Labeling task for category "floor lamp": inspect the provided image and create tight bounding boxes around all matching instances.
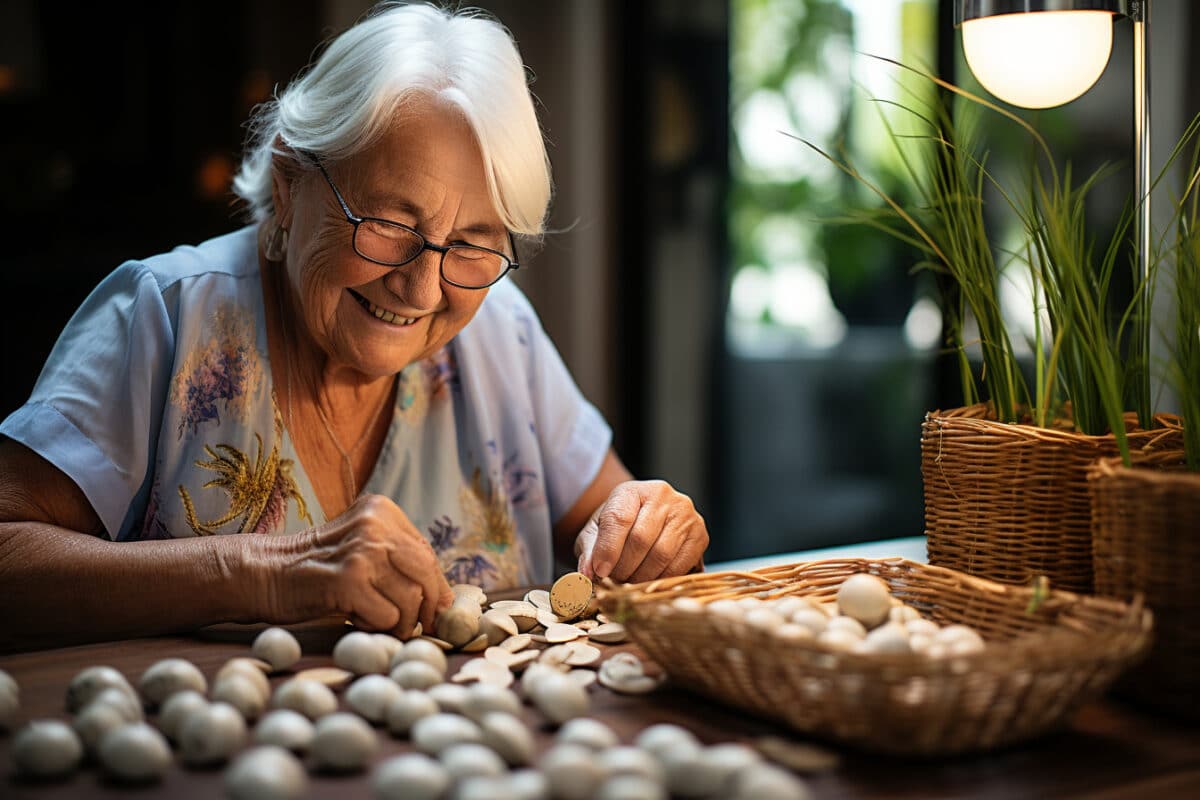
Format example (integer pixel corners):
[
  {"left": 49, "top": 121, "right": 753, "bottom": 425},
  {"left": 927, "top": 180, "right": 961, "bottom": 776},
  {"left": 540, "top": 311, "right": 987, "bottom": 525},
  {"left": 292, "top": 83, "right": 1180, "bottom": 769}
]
[{"left": 954, "top": 0, "right": 1152, "bottom": 410}]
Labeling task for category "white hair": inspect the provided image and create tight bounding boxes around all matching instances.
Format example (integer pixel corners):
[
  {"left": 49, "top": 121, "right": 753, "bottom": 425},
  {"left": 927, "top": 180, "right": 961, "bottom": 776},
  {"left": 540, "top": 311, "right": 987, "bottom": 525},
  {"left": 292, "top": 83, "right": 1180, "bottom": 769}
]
[{"left": 232, "top": 2, "right": 551, "bottom": 236}]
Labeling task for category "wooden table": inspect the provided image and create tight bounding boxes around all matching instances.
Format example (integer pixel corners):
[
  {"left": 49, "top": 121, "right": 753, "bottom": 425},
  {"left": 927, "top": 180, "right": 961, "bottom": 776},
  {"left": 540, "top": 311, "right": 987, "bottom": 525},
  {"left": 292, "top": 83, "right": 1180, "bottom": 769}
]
[{"left": 2, "top": 622, "right": 1198, "bottom": 799}]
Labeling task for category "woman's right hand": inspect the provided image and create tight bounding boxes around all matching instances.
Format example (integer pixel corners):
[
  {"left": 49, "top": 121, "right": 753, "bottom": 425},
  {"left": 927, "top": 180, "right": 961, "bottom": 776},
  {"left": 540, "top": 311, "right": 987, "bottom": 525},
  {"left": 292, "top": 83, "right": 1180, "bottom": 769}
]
[{"left": 257, "top": 494, "right": 455, "bottom": 636}]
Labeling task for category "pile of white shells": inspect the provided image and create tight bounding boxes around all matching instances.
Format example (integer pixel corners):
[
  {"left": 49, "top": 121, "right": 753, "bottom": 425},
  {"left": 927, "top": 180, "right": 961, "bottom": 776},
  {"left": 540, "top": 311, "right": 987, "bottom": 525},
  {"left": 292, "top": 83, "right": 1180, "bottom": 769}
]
[
  {"left": 13, "top": 575, "right": 828, "bottom": 799},
  {"left": 670, "top": 572, "right": 987, "bottom": 658}
]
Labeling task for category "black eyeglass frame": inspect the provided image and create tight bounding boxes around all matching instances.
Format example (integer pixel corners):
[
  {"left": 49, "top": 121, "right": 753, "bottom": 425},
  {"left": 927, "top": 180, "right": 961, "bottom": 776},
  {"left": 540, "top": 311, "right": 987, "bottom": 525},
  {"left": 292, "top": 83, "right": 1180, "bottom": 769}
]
[{"left": 300, "top": 150, "right": 520, "bottom": 290}]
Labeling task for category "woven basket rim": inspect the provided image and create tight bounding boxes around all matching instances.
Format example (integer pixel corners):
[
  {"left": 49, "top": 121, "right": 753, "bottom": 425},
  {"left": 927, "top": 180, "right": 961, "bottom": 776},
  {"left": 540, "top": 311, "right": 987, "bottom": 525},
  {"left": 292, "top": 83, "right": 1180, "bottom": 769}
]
[
  {"left": 926, "top": 403, "right": 1181, "bottom": 447},
  {"left": 599, "top": 557, "right": 1151, "bottom": 672},
  {"left": 1089, "top": 449, "right": 1200, "bottom": 483}
]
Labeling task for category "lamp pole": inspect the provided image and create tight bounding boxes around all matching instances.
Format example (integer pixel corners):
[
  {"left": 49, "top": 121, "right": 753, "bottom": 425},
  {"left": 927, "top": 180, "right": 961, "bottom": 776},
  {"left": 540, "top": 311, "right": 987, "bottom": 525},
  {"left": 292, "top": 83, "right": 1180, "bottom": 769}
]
[{"left": 1133, "top": 0, "right": 1152, "bottom": 424}]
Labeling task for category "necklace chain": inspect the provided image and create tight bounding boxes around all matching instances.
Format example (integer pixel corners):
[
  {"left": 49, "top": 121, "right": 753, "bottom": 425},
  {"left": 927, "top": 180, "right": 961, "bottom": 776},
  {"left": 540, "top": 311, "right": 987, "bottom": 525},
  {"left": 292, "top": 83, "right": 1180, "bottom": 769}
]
[{"left": 275, "top": 269, "right": 391, "bottom": 505}]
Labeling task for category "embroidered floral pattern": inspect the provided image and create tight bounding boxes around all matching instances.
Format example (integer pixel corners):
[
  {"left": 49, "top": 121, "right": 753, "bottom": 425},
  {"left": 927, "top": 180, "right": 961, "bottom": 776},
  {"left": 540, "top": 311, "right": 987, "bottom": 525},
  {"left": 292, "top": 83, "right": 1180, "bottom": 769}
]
[
  {"left": 424, "top": 347, "right": 460, "bottom": 400},
  {"left": 170, "top": 304, "right": 262, "bottom": 438},
  {"left": 395, "top": 363, "right": 429, "bottom": 424},
  {"left": 177, "top": 398, "right": 310, "bottom": 535},
  {"left": 434, "top": 467, "right": 527, "bottom": 589}
]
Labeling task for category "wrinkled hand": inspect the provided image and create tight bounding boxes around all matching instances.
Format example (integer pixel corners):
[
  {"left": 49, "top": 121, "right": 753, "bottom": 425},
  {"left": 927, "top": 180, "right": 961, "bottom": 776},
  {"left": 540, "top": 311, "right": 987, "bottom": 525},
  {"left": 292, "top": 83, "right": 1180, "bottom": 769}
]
[
  {"left": 264, "top": 494, "right": 454, "bottom": 636},
  {"left": 575, "top": 480, "right": 708, "bottom": 583}
]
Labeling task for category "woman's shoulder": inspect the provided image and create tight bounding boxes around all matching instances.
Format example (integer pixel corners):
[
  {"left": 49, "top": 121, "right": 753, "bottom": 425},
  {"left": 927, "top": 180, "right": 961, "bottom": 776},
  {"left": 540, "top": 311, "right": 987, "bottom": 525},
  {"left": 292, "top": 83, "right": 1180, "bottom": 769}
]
[{"left": 128, "top": 225, "right": 261, "bottom": 294}]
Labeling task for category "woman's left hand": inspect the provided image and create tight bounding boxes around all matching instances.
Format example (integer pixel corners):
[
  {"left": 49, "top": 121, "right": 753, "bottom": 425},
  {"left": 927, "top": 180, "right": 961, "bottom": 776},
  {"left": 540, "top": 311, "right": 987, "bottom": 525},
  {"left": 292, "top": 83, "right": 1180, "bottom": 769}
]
[{"left": 574, "top": 480, "right": 708, "bottom": 583}]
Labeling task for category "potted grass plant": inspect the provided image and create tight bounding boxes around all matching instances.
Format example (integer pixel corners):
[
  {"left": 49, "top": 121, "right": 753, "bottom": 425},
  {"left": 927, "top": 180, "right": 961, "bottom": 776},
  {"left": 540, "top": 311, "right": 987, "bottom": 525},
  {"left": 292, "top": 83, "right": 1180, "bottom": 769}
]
[
  {"left": 794, "top": 59, "right": 1183, "bottom": 593},
  {"left": 1087, "top": 129, "right": 1200, "bottom": 719}
]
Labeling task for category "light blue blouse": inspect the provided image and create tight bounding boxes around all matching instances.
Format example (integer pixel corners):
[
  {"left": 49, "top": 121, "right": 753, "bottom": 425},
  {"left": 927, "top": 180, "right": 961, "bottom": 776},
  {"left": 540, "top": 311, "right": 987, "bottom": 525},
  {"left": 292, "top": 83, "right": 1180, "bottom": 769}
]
[{"left": 0, "top": 226, "right": 611, "bottom": 588}]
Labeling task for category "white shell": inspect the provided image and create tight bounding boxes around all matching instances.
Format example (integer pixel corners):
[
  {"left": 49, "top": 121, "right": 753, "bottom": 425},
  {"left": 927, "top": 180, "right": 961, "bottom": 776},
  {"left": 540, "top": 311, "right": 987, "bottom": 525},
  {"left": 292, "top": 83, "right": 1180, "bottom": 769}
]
[
  {"left": 392, "top": 660, "right": 447, "bottom": 691},
  {"left": 528, "top": 671, "right": 590, "bottom": 725},
  {"left": 212, "top": 674, "right": 267, "bottom": 721},
  {"left": 836, "top": 573, "right": 892, "bottom": 629},
  {"left": 701, "top": 743, "right": 763, "bottom": 793},
  {"left": 730, "top": 763, "right": 814, "bottom": 799},
  {"left": 215, "top": 659, "right": 272, "bottom": 703},
  {"left": 411, "top": 712, "right": 484, "bottom": 756},
  {"left": 333, "top": 631, "right": 389, "bottom": 675},
  {"left": 139, "top": 659, "right": 207, "bottom": 708},
  {"left": 179, "top": 701, "right": 247, "bottom": 766},
  {"left": 0, "top": 684, "right": 18, "bottom": 732},
  {"left": 461, "top": 682, "right": 523, "bottom": 721},
  {"left": 540, "top": 743, "right": 606, "bottom": 800},
  {"left": 906, "top": 618, "right": 940, "bottom": 637},
  {"left": 427, "top": 682, "right": 470, "bottom": 714},
  {"left": 660, "top": 740, "right": 726, "bottom": 797},
  {"left": 596, "top": 774, "right": 668, "bottom": 800},
  {"left": 372, "top": 634, "right": 404, "bottom": 662},
  {"left": 826, "top": 616, "right": 868, "bottom": 639},
  {"left": 158, "top": 689, "right": 209, "bottom": 742},
  {"left": 251, "top": 627, "right": 302, "bottom": 672},
  {"left": 65, "top": 666, "right": 135, "bottom": 713},
  {"left": 744, "top": 607, "right": 786, "bottom": 631},
  {"left": 557, "top": 717, "right": 619, "bottom": 750},
  {"left": 789, "top": 609, "right": 829, "bottom": 635},
  {"left": 816, "top": 628, "right": 861, "bottom": 652},
  {"left": 861, "top": 624, "right": 912, "bottom": 655},
  {"left": 587, "top": 622, "right": 628, "bottom": 644},
  {"left": 12, "top": 719, "right": 84, "bottom": 778},
  {"left": 225, "top": 745, "right": 308, "bottom": 800},
  {"left": 254, "top": 708, "right": 315, "bottom": 752},
  {"left": 311, "top": 711, "right": 378, "bottom": 771},
  {"left": 478, "top": 710, "right": 535, "bottom": 766},
  {"left": 384, "top": 690, "right": 440, "bottom": 736},
  {"left": 440, "top": 741, "right": 506, "bottom": 780},
  {"left": 889, "top": 605, "right": 922, "bottom": 624},
  {"left": 85, "top": 686, "right": 143, "bottom": 723},
  {"left": 271, "top": 678, "right": 337, "bottom": 720},
  {"left": 97, "top": 722, "right": 171, "bottom": 783},
  {"left": 0, "top": 668, "right": 17, "bottom": 697},
  {"left": 597, "top": 746, "right": 666, "bottom": 783},
  {"left": 346, "top": 674, "right": 404, "bottom": 723},
  {"left": 391, "top": 638, "right": 449, "bottom": 675},
  {"left": 508, "top": 768, "right": 552, "bottom": 800},
  {"left": 633, "top": 723, "right": 699, "bottom": 759},
  {"left": 72, "top": 702, "right": 127, "bottom": 753},
  {"left": 372, "top": 753, "right": 451, "bottom": 800}
]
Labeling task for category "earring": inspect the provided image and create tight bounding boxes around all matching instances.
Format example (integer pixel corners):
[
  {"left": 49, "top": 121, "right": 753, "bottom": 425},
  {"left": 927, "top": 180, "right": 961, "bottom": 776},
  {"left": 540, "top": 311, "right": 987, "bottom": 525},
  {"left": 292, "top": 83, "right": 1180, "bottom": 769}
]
[{"left": 263, "top": 219, "right": 289, "bottom": 262}]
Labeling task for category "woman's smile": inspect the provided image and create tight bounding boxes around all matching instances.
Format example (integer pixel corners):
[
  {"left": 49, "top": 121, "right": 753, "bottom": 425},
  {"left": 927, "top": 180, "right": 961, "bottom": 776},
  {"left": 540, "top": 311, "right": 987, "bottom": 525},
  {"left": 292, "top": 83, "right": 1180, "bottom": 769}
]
[{"left": 347, "top": 288, "right": 421, "bottom": 327}]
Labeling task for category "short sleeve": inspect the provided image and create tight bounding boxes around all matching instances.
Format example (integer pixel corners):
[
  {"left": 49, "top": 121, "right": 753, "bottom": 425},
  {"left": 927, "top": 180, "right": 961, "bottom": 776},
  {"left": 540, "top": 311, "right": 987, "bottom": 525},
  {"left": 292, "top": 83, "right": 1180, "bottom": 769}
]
[
  {"left": 513, "top": 294, "right": 612, "bottom": 524},
  {"left": 0, "top": 262, "right": 175, "bottom": 539}
]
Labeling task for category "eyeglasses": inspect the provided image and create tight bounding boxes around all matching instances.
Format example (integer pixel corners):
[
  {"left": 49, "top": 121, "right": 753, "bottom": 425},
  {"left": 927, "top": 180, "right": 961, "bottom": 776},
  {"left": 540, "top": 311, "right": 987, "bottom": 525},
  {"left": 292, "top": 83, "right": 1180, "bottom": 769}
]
[{"left": 303, "top": 152, "right": 519, "bottom": 290}]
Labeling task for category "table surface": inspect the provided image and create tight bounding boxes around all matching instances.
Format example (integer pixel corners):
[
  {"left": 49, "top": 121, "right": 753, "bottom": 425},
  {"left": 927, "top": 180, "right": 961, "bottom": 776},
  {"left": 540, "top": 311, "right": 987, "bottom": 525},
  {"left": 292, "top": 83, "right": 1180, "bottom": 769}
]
[{"left": 2, "top": 546, "right": 1198, "bottom": 799}]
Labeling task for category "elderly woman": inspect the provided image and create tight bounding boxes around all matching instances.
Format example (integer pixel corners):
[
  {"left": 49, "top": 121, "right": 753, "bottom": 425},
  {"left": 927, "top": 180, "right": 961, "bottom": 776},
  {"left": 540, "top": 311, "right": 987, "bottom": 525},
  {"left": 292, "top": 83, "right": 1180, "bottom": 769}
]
[{"left": 0, "top": 3, "right": 707, "bottom": 649}]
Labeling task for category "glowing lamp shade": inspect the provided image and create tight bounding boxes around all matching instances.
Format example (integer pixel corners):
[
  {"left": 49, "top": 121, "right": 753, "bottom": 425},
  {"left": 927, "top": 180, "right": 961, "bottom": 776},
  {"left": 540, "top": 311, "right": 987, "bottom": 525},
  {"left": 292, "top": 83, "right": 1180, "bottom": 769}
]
[{"left": 961, "top": 11, "right": 1114, "bottom": 108}]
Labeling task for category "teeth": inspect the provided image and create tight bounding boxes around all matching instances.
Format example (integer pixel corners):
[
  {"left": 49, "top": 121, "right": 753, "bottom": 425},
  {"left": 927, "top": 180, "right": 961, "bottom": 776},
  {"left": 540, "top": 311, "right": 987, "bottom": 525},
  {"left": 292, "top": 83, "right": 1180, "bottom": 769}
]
[{"left": 355, "top": 293, "right": 416, "bottom": 326}]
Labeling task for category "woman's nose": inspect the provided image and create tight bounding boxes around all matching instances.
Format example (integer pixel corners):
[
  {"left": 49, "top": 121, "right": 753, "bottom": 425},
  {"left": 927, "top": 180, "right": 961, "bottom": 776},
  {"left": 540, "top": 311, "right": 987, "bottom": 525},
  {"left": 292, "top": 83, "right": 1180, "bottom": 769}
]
[{"left": 383, "top": 248, "right": 444, "bottom": 310}]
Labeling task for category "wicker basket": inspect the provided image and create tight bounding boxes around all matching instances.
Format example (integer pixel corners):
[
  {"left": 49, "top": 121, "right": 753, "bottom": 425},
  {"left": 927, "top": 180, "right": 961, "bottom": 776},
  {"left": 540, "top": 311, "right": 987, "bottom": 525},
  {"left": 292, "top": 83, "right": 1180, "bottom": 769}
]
[
  {"left": 1089, "top": 450, "right": 1200, "bottom": 720},
  {"left": 598, "top": 558, "right": 1151, "bottom": 756},
  {"left": 922, "top": 404, "right": 1181, "bottom": 594}
]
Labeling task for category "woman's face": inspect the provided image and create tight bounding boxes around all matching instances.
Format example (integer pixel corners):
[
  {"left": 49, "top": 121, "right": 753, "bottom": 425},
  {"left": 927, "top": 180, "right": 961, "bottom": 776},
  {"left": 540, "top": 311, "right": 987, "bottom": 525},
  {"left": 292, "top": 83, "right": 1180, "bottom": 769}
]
[{"left": 273, "top": 105, "right": 506, "bottom": 378}]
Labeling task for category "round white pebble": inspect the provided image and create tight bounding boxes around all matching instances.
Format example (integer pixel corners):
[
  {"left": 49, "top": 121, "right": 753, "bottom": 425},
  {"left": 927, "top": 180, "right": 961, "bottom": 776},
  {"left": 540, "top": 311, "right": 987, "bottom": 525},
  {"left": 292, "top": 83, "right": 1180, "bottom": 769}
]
[
  {"left": 311, "top": 712, "right": 378, "bottom": 771},
  {"left": 254, "top": 708, "right": 315, "bottom": 752},
  {"left": 372, "top": 752, "right": 451, "bottom": 800},
  {"left": 334, "top": 631, "right": 389, "bottom": 676},
  {"left": 97, "top": 722, "right": 171, "bottom": 782},
  {"left": 225, "top": 745, "right": 308, "bottom": 800},
  {"left": 12, "top": 719, "right": 84, "bottom": 778},
  {"left": 251, "top": 627, "right": 302, "bottom": 672}
]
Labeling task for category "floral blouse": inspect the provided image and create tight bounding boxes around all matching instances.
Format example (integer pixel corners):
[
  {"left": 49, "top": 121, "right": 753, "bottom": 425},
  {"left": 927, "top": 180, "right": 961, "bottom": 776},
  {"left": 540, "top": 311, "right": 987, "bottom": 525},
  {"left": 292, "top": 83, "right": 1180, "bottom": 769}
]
[{"left": 1, "top": 226, "right": 611, "bottom": 588}]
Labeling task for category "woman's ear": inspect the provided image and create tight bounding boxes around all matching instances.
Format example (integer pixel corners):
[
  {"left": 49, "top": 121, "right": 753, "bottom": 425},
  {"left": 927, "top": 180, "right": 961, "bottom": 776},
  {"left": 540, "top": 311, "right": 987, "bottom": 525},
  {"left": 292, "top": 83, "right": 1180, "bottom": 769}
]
[{"left": 269, "top": 139, "right": 298, "bottom": 228}]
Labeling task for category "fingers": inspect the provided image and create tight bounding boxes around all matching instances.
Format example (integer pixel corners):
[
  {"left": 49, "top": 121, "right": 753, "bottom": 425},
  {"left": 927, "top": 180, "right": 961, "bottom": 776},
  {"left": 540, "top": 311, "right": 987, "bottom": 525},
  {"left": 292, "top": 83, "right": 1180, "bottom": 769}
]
[
  {"left": 581, "top": 481, "right": 709, "bottom": 584},
  {"left": 346, "top": 584, "right": 402, "bottom": 632},
  {"left": 630, "top": 517, "right": 709, "bottom": 583},
  {"left": 588, "top": 488, "right": 643, "bottom": 579}
]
